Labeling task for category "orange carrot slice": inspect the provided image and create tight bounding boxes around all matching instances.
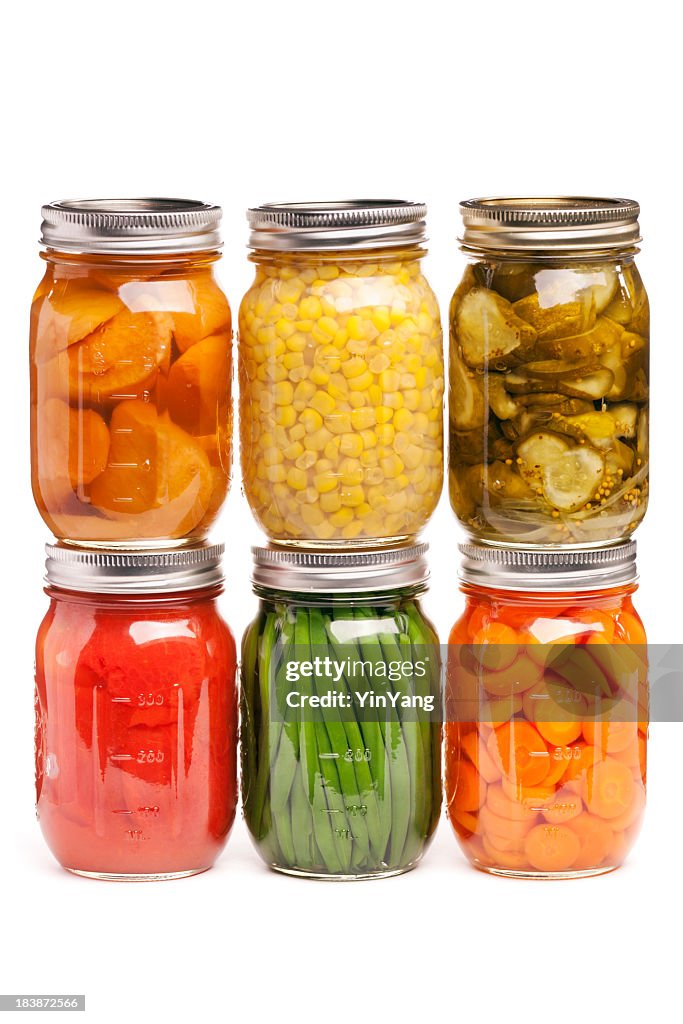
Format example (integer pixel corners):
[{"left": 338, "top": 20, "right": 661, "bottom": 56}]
[
  {"left": 451, "top": 760, "right": 487, "bottom": 812},
  {"left": 460, "top": 730, "right": 500, "bottom": 784},
  {"left": 486, "top": 783, "right": 538, "bottom": 823},
  {"left": 494, "top": 719, "right": 550, "bottom": 786},
  {"left": 568, "top": 813, "right": 614, "bottom": 870},
  {"left": 524, "top": 823, "right": 581, "bottom": 872},
  {"left": 583, "top": 758, "right": 635, "bottom": 820}
]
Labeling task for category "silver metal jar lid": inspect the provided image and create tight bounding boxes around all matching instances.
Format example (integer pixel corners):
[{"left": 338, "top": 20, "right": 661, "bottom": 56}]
[
  {"left": 45, "top": 543, "right": 224, "bottom": 594},
  {"left": 247, "top": 200, "right": 427, "bottom": 252},
  {"left": 251, "top": 544, "right": 429, "bottom": 593},
  {"left": 459, "top": 540, "right": 637, "bottom": 592},
  {"left": 459, "top": 197, "right": 641, "bottom": 254},
  {"left": 41, "top": 198, "right": 222, "bottom": 254}
]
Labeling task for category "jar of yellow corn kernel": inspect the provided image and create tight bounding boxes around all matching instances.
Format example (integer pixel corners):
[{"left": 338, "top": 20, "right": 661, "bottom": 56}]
[{"left": 239, "top": 201, "right": 444, "bottom": 547}]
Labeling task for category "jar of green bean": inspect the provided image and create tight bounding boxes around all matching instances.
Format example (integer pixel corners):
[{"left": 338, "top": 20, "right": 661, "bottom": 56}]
[{"left": 241, "top": 545, "right": 441, "bottom": 879}]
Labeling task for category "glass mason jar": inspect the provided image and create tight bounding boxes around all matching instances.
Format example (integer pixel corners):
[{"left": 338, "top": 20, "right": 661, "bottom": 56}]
[
  {"left": 35, "top": 545, "right": 238, "bottom": 880},
  {"left": 241, "top": 545, "right": 442, "bottom": 879},
  {"left": 31, "top": 199, "right": 232, "bottom": 547},
  {"left": 449, "top": 198, "right": 649, "bottom": 547},
  {"left": 445, "top": 542, "right": 647, "bottom": 878},
  {"left": 239, "top": 201, "right": 444, "bottom": 547}
]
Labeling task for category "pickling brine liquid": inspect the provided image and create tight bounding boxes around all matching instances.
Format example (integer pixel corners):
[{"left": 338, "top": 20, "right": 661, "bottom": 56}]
[{"left": 35, "top": 586, "right": 237, "bottom": 879}]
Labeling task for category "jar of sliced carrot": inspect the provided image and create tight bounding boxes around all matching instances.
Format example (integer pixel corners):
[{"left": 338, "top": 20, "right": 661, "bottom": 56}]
[
  {"left": 31, "top": 199, "right": 232, "bottom": 546},
  {"left": 445, "top": 541, "right": 647, "bottom": 878}
]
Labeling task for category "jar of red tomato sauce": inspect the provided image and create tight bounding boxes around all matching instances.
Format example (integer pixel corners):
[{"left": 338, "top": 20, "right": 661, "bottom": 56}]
[
  {"left": 445, "top": 541, "right": 647, "bottom": 878},
  {"left": 35, "top": 544, "right": 237, "bottom": 880}
]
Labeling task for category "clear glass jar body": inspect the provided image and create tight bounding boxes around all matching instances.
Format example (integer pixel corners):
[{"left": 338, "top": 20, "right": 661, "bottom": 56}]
[
  {"left": 241, "top": 586, "right": 442, "bottom": 878},
  {"left": 35, "top": 585, "right": 238, "bottom": 880},
  {"left": 445, "top": 583, "right": 647, "bottom": 878},
  {"left": 239, "top": 248, "right": 444, "bottom": 546},
  {"left": 449, "top": 254, "right": 649, "bottom": 546},
  {"left": 30, "top": 250, "right": 232, "bottom": 546}
]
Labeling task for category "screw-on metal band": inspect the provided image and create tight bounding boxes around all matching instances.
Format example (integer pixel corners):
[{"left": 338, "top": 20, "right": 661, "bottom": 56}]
[
  {"left": 251, "top": 544, "right": 429, "bottom": 593},
  {"left": 458, "top": 540, "right": 637, "bottom": 591},
  {"left": 459, "top": 196, "right": 641, "bottom": 254},
  {"left": 45, "top": 543, "right": 225, "bottom": 594},
  {"left": 247, "top": 200, "right": 428, "bottom": 252},
  {"left": 41, "top": 198, "right": 223, "bottom": 254}
]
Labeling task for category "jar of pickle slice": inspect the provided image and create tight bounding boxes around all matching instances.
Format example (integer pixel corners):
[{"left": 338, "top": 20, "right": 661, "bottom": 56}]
[
  {"left": 241, "top": 545, "right": 442, "bottom": 878},
  {"left": 31, "top": 199, "right": 232, "bottom": 546},
  {"left": 445, "top": 542, "right": 647, "bottom": 878},
  {"left": 449, "top": 198, "right": 649, "bottom": 547},
  {"left": 239, "top": 201, "right": 444, "bottom": 547}
]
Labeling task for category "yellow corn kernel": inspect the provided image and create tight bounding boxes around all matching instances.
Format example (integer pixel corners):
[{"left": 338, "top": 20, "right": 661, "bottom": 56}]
[
  {"left": 293, "top": 380, "right": 316, "bottom": 404},
  {"left": 378, "top": 369, "right": 401, "bottom": 392},
  {"left": 273, "top": 381, "right": 294, "bottom": 406},
  {"left": 299, "top": 296, "right": 323, "bottom": 320},
  {"left": 339, "top": 460, "right": 364, "bottom": 487},
  {"left": 348, "top": 371, "right": 374, "bottom": 392},
  {"left": 283, "top": 441, "right": 305, "bottom": 461},
  {"left": 289, "top": 423, "right": 306, "bottom": 442},
  {"left": 347, "top": 315, "right": 364, "bottom": 340},
  {"left": 341, "top": 356, "right": 367, "bottom": 379},
  {"left": 375, "top": 406, "right": 393, "bottom": 424},
  {"left": 402, "top": 445, "right": 423, "bottom": 470},
  {"left": 313, "top": 520, "right": 337, "bottom": 540},
  {"left": 263, "top": 447, "right": 283, "bottom": 467},
  {"left": 301, "top": 408, "right": 324, "bottom": 433},
  {"left": 340, "top": 485, "right": 365, "bottom": 508},
  {"left": 286, "top": 468, "right": 309, "bottom": 491},
  {"left": 310, "top": 366, "right": 330, "bottom": 386},
  {"left": 351, "top": 407, "right": 376, "bottom": 431},
  {"left": 369, "top": 352, "right": 391, "bottom": 374},
  {"left": 283, "top": 352, "right": 305, "bottom": 370},
  {"left": 355, "top": 502, "right": 373, "bottom": 519},
  {"left": 304, "top": 428, "right": 334, "bottom": 453},
  {"left": 300, "top": 504, "right": 324, "bottom": 526},
  {"left": 326, "top": 412, "right": 352, "bottom": 435},
  {"left": 324, "top": 437, "right": 341, "bottom": 461},
  {"left": 275, "top": 406, "right": 297, "bottom": 428},
  {"left": 295, "top": 451, "right": 317, "bottom": 471},
  {"left": 360, "top": 429, "right": 377, "bottom": 449},
  {"left": 394, "top": 408, "right": 414, "bottom": 432},
  {"left": 368, "top": 384, "right": 383, "bottom": 407},
  {"left": 317, "top": 315, "right": 338, "bottom": 338},
  {"left": 342, "top": 519, "right": 365, "bottom": 540},
  {"left": 314, "top": 472, "right": 339, "bottom": 494},
  {"left": 380, "top": 454, "right": 405, "bottom": 478},
  {"left": 375, "top": 425, "right": 396, "bottom": 447},
  {"left": 266, "top": 464, "right": 287, "bottom": 483},
  {"left": 275, "top": 318, "right": 296, "bottom": 340},
  {"left": 371, "top": 307, "right": 391, "bottom": 333},
  {"left": 320, "top": 491, "right": 342, "bottom": 513},
  {"left": 310, "top": 391, "right": 336, "bottom": 417},
  {"left": 330, "top": 507, "right": 354, "bottom": 529},
  {"left": 339, "top": 433, "right": 363, "bottom": 458}
]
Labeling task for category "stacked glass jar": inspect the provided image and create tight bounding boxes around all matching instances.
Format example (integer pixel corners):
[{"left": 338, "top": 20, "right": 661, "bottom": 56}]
[
  {"left": 238, "top": 201, "right": 445, "bottom": 877},
  {"left": 445, "top": 198, "right": 649, "bottom": 877},
  {"left": 30, "top": 199, "right": 238, "bottom": 880}
]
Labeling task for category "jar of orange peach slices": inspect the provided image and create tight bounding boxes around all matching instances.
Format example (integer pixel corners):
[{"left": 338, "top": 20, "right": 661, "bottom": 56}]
[{"left": 30, "top": 199, "right": 232, "bottom": 546}]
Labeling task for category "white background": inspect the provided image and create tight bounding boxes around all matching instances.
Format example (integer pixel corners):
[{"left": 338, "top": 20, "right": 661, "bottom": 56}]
[{"left": 0, "top": 1, "right": 680, "bottom": 1021}]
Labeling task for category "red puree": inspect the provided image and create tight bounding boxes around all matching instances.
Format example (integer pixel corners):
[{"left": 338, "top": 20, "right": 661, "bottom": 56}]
[{"left": 35, "top": 586, "right": 237, "bottom": 878}]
